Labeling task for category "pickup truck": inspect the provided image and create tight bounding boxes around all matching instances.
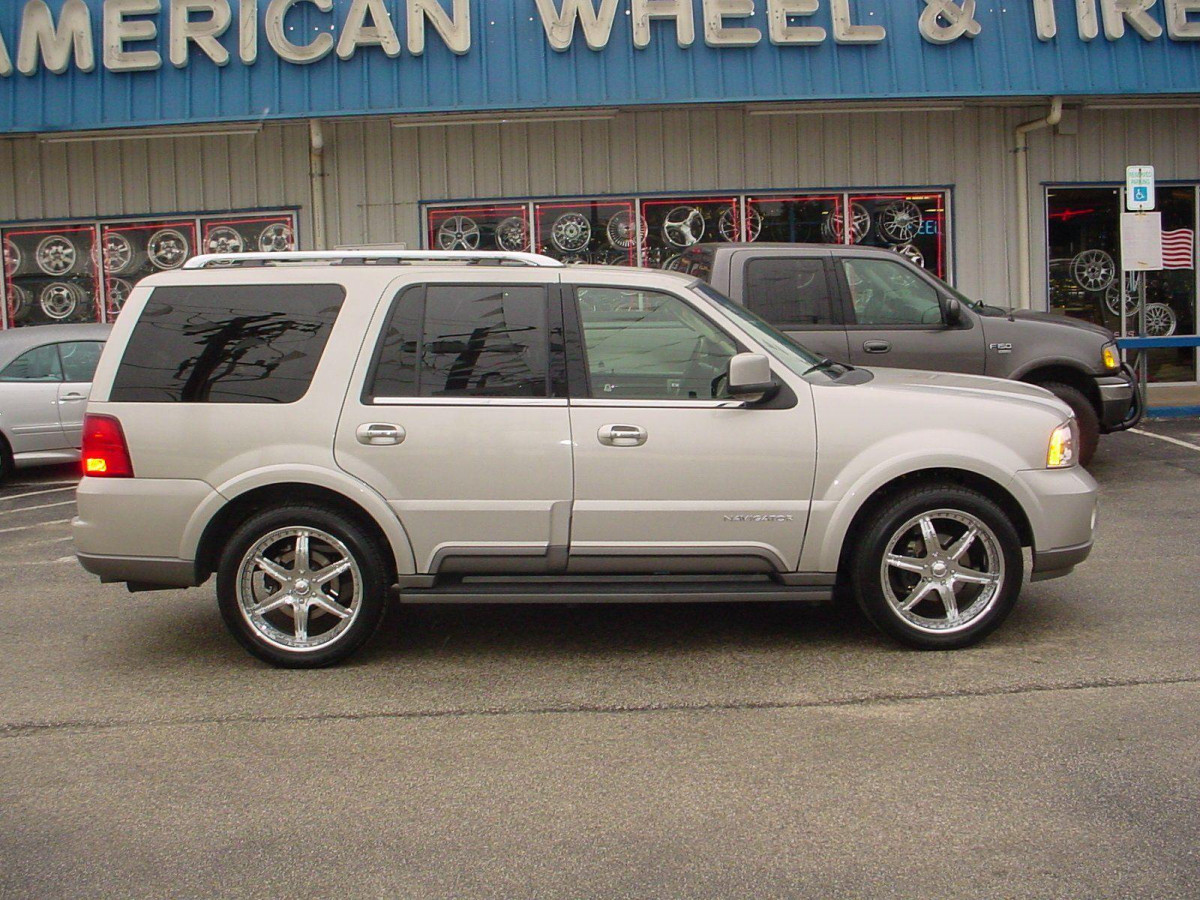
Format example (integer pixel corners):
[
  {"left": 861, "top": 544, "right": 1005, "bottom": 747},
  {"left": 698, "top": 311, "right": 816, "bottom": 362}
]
[{"left": 675, "top": 243, "right": 1140, "bottom": 465}]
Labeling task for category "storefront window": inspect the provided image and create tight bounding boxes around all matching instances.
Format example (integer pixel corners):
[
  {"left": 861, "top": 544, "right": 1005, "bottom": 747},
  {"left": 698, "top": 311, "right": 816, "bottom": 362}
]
[
  {"left": 532, "top": 200, "right": 638, "bottom": 266},
  {"left": 202, "top": 215, "right": 296, "bottom": 256},
  {"left": 101, "top": 221, "right": 197, "bottom": 318},
  {"left": 2, "top": 225, "right": 100, "bottom": 327},
  {"left": 747, "top": 196, "right": 842, "bottom": 245},
  {"left": 639, "top": 197, "right": 738, "bottom": 269},
  {"left": 846, "top": 193, "right": 948, "bottom": 280},
  {"left": 428, "top": 205, "right": 532, "bottom": 254},
  {"left": 1048, "top": 186, "right": 1195, "bottom": 382}
]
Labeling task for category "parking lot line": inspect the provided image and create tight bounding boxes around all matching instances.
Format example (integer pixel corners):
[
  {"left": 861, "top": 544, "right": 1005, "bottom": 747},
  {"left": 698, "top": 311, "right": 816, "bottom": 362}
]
[
  {"left": 1130, "top": 428, "right": 1200, "bottom": 453},
  {"left": 0, "top": 518, "right": 72, "bottom": 535},
  {"left": 0, "top": 500, "right": 75, "bottom": 516},
  {"left": 2, "top": 485, "right": 78, "bottom": 502}
]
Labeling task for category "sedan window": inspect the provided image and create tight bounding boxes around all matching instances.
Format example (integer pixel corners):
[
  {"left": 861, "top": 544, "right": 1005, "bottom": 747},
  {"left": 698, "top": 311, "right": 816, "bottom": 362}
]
[
  {"left": 59, "top": 341, "right": 105, "bottom": 382},
  {"left": 0, "top": 344, "right": 64, "bottom": 382}
]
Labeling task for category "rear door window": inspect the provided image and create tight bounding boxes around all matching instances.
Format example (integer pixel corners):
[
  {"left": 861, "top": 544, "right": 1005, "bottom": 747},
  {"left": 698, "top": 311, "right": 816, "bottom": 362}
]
[
  {"left": 109, "top": 284, "right": 345, "bottom": 403},
  {"left": 59, "top": 341, "right": 105, "bottom": 382},
  {"left": 367, "top": 284, "right": 558, "bottom": 400},
  {"left": 743, "top": 258, "right": 836, "bottom": 327}
]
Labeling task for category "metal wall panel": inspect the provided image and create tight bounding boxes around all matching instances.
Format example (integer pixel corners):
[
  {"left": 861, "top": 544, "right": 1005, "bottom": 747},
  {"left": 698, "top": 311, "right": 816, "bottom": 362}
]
[{"left": 2, "top": 1, "right": 1199, "bottom": 135}]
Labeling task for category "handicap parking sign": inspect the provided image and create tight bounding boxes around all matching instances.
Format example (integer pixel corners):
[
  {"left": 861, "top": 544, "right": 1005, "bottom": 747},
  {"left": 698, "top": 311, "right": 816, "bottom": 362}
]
[{"left": 1126, "top": 166, "right": 1155, "bottom": 211}]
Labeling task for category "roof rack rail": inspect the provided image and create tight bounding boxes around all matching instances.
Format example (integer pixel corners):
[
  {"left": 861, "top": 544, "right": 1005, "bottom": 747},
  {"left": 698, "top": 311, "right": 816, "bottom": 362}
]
[{"left": 182, "top": 250, "right": 564, "bottom": 269}]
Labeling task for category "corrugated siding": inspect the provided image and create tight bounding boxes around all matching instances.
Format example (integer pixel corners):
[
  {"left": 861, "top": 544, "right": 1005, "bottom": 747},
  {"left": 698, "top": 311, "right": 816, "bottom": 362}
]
[
  {"left": 2, "top": 1, "right": 1199, "bottom": 134},
  {"left": 3, "top": 106, "right": 1198, "bottom": 311}
]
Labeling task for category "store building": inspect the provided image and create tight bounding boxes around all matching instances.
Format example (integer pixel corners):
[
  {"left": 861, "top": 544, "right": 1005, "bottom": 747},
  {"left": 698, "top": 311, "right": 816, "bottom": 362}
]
[{"left": 1, "top": 0, "right": 1198, "bottom": 393}]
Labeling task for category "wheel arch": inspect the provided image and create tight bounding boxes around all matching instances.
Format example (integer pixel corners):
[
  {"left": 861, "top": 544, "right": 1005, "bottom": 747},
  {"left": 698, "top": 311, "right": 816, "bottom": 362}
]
[
  {"left": 190, "top": 476, "right": 415, "bottom": 586},
  {"left": 831, "top": 467, "right": 1035, "bottom": 579},
  {"left": 1016, "top": 363, "right": 1100, "bottom": 412}
]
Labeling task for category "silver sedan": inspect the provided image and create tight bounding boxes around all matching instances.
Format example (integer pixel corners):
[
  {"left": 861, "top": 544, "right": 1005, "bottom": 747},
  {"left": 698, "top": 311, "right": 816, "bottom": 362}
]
[{"left": 0, "top": 323, "right": 111, "bottom": 482}]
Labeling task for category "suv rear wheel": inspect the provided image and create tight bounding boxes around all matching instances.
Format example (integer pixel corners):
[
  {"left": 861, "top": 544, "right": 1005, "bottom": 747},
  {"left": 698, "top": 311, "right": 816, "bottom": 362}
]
[
  {"left": 851, "top": 486, "right": 1023, "bottom": 650},
  {"left": 216, "top": 506, "right": 388, "bottom": 668}
]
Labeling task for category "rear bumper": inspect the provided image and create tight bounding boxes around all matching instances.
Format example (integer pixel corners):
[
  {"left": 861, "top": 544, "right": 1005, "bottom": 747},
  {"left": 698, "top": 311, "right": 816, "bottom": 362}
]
[
  {"left": 76, "top": 550, "right": 200, "bottom": 591},
  {"left": 1095, "top": 370, "right": 1138, "bottom": 432}
]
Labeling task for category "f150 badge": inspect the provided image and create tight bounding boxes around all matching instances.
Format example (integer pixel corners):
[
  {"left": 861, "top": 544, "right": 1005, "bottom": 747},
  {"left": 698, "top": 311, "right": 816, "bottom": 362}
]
[
  {"left": 989, "top": 342, "right": 1014, "bottom": 354},
  {"left": 724, "top": 515, "right": 794, "bottom": 523}
]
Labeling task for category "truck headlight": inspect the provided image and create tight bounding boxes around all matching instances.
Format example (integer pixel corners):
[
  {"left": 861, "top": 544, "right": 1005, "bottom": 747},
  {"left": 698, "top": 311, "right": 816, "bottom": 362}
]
[
  {"left": 1047, "top": 421, "right": 1077, "bottom": 468},
  {"left": 1102, "top": 341, "right": 1120, "bottom": 370}
]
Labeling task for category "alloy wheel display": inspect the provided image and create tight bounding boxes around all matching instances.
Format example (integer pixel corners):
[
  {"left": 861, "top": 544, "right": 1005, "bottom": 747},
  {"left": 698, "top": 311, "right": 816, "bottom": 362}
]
[
  {"left": 606, "top": 210, "right": 646, "bottom": 249},
  {"left": 892, "top": 243, "right": 925, "bottom": 268},
  {"left": 436, "top": 215, "right": 481, "bottom": 250},
  {"left": 494, "top": 216, "right": 530, "bottom": 252},
  {"left": 1071, "top": 249, "right": 1116, "bottom": 292},
  {"left": 206, "top": 226, "right": 245, "bottom": 254},
  {"left": 7, "top": 283, "right": 30, "bottom": 320},
  {"left": 662, "top": 206, "right": 706, "bottom": 247},
  {"left": 105, "top": 277, "right": 133, "bottom": 315},
  {"left": 718, "top": 205, "right": 763, "bottom": 242},
  {"left": 148, "top": 229, "right": 190, "bottom": 269},
  {"left": 258, "top": 223, "right": 295, "bottom": 253},
  {"left": 550, "top": 213, "right": 592, "bottom": 252},
  {"left": 39, "top": 281, "right": 82, "bottom": 319},
  {"left": 3, "top": 238, "right": 23, "bottom": 277},
  {"left": 878, "top": 200, "right": 924, "bottom": 243},
  {"left": 1143, "top": 302, "right": 1178, "bottom": 337},
  {"left": 102, "top": 232, "right": 134, "bottom": 274},
  {"left": 821, "top": 203, "right": 871, "bottom": 244},
  {"left": 35, "top": 235, "right": 78, "bottom": 275}
]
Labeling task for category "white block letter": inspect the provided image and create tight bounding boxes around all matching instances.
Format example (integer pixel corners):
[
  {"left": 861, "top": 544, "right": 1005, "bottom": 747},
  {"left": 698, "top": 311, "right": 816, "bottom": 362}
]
[
  {"left": 831, "top": 0, "right": 885, "bottom": 44},
  {"left": 767, "top": 0, "right": 826, "bottom": 45},
  {"left": 337, "top": 0, "right": 401, "bottom": 58},
  {"left": 703, "top": 0, "right": 762, "bottom": 47},
  {"left": 104, "top": 0, "right": 162, "bottom": 72},
  {"left": 534, "top": 0, "right": 620, "bottom": 51},
  {"left": 265, "top": 0, "right": 334, "bottom": 64},
  {"left": 18, "top": 0, "right": 96, "bottom": 75},
  {"left": 1165, "top": 0, "right": 1200, "bottom": 37},
  {"left": 170, "top": 1, "right": 233, "bottom": 68},
  {"left": 241, "top": 0, "right": 259, "bottom": 63},
  {"left": 631, "top": 0, "right": 696, "bottom": 49},
  {"left": 407, "top": 0, "right": 470, "bottom": 56},
  {"left": 1032, "top": 0, "right": 1058, "bottom": 39},
  {"left": 1100, "top": 0, "right": 1164, "bottom": 39}
]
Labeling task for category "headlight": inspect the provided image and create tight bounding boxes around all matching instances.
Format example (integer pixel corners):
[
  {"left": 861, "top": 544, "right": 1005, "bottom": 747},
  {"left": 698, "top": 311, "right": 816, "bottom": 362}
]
[
  {"left": 1047, "top": 421, "right": 1077, "bottom": 468},
  {"left": 1102, "top": 341, "right": 1120, "bottom": 370}
]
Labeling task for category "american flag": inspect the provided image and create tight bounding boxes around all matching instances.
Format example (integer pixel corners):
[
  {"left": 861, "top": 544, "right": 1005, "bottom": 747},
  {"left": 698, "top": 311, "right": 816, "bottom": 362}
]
[{"left": 1161, "top": 228, "right": 1194, "bottom": 270}]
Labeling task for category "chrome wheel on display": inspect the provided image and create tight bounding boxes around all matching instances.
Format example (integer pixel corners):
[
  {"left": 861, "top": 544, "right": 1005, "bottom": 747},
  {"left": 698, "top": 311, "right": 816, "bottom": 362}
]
[
  {"left": 258, "top": 223, "right": 294, "bottom": 253},
  {"left": 1104, "top": 273, "right": 1142, "bottom": 318},
  {"left": 148, "top": 229, "right": 190, "bottom": 269},
  {"left": 662, "top": 206, "right": 705, "bottom": 247},
  {"left": 206, "top": 226, "right": 245, "bottom": 254},
  {"left": 662, "top": 253, "right": 687, "bottom": 271},
  {"left": 436, "top": 216, "right": 481, "bottom": 250},
  {"left": 7, "top": 283, "right": 31, "bottom": 321},
  {"left": 1143, "top": 302, "right": 1177, "bottom": 337},
  {"left": 102, "top": 232, "right": 134, "bottom": 274},
  {"left": 4, "top": 238, "right": 23, "bottom": 276},
  {"left": 821, "top": 203, "right": 871, "bottom": 243},
  {"left": 494, "top": 216, "right": 530, "bottom": 252},
  {"left": 550, "top": 213, "right": 592, "bottom": 253},
  {"left": 892, "top": 243, "right": 925, "bottom": 268},
  {"left": 39, "top": 281, "right": 81, "bottom": 320},
  {"left": 105, "top": 277, "right": 133, "bottom": 315},
  {"left": 35, "top": 235, "right": 78, "bottom": 275},
  {"left": 234, "top": 525, "right": 364, "bottom": 655},
  {"left": 878, "top": 200, "right": 923, "bottom": 243},
  {"left": 559, "top": 251, "right": 591, "bottom": 265},
  {"left": 717, "top": 205, "right": 763, "bottom": 242},
  {"left": 605, "top": 210, "right": 646, "bottom": 250},
  {"left": 1071, "top": 249, "right": 1116, "bottom": 292}
]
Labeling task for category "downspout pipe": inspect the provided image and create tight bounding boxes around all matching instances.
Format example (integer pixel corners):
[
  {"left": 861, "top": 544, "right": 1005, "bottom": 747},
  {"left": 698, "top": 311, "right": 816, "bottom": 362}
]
[
  {"left": 309, "top": 119, "right": 328, "bottom": 250},
  {"left": 1014, "top": 97, "right": 1063, "bottom": 309}
]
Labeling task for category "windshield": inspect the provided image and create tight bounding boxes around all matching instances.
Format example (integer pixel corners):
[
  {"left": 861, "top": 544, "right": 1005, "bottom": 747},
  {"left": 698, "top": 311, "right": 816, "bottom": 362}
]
[{"left": 690, "top": 282, "right": 844, "bottom": 380}]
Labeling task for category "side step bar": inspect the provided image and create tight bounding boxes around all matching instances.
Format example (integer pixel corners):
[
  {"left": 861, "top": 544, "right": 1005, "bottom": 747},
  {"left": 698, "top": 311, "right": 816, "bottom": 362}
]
[{"left": 395, "top": 575, "right": 835, "bottom": 605}]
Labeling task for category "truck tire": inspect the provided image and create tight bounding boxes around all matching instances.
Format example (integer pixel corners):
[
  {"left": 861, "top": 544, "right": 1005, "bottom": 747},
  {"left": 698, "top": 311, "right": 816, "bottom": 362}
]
[{"left": 1040, "top": 382, "right": 1099, "bottom": 467}]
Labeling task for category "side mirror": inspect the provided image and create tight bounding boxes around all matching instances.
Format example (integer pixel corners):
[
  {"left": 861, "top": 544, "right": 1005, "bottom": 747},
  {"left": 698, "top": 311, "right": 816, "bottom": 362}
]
[
  {"left": 727, "top": 352, "right": 780, "bottom": 403},
  {"left": 942, "top": 295, "right": 963, "bottom": 326}
]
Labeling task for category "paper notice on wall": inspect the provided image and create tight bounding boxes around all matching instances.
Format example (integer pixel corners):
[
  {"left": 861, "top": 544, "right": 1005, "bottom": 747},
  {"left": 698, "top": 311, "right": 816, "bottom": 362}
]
[{"left": 1121, "top": 212, "right": 1163, "bottom": 271}]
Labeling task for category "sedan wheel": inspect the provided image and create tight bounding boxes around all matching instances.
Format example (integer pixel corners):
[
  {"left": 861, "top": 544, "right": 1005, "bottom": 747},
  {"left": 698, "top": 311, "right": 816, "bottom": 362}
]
[
  {"left": 217, "top": 506, "right": 388, "bottom": 667},
  {"left": 852, "top": 486, "right": 1023, "bottom": 649}
]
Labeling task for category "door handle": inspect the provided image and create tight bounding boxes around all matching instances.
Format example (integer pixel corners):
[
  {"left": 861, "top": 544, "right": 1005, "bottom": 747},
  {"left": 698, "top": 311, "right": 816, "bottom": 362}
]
[
  {"left": 863, "top": 340, "right": 891, "bottom": 353},
  {"left": 598, "top": 424, "right": 647, "bottom": 447},
  {"left": 356, "top": 423, "right": 405, "bottom": 446},
  {"left": 60, "top": 393, "right": 87, "bottom": 402}
]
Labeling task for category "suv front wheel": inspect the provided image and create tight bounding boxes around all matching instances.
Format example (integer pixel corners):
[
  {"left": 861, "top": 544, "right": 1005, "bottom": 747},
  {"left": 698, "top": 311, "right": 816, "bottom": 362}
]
[
  {"left": 851, "top": 486, "right": 1023, "bottom": 650},
  {"left": 216, "top": 506, "right": 389, "bottom": 668}
]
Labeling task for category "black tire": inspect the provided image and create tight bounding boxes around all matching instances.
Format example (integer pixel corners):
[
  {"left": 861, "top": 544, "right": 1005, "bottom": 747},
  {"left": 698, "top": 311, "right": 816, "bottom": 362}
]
[
  {"left": 0, "top": 436, "right": 12, "bottom": 485},
  {"left": 216, "top": 505, "right": 389, "bottom": 668},
  {"left": 851, "top": 485, "right": 1023, "bottom": 650},
  {"left": 1039, "top": 382, "right": 1099, "bottom": 467}
]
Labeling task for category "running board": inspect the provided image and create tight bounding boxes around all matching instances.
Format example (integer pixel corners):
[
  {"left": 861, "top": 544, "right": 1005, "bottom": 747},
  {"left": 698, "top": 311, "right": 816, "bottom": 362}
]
[{"left": 395, "top": 575, "right": 835, "bottom": 605}]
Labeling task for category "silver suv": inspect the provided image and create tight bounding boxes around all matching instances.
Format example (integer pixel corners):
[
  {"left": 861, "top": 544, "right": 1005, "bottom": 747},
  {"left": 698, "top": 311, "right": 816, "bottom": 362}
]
[{"left": 74, "top": 251, "right": 1098, "bottom": 667}]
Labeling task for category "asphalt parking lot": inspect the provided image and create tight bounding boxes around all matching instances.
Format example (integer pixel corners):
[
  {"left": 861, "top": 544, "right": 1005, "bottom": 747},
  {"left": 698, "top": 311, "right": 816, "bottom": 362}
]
[{"left": 1, "top": 422, "right": 1198, "bottom": 899}]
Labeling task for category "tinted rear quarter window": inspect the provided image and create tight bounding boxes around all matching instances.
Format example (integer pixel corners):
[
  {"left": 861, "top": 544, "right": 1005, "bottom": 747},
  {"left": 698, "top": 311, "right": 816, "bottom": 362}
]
[
  {"left": 109, "top": 284, "right": 345, "bottom": 403},
  {"left": 744, "top": 258, "right": 836, "bottom": 327}
]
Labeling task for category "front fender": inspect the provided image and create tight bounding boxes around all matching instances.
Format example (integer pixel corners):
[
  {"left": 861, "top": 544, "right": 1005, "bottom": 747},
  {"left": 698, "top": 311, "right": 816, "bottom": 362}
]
[{"left": 180, "top": 463, "right": 417, "bottom": 576}]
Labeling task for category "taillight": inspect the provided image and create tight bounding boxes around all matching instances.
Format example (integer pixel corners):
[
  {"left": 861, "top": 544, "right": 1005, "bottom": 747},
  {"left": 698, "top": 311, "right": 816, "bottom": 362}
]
[{"left": 81, "top": 414, "right": 134, "bottom": 478}]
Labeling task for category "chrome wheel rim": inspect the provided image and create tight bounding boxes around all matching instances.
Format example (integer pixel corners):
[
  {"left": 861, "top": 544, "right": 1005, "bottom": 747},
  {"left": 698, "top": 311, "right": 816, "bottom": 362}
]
[
  {"left": 606, "top": 211, "right": 646, "bottom": 249},
  {"left": 236, "top": 526, "right": 364, "bottom": 653},
  {"left": 148, "top": 229, "right": 190, "bottom": 269},
  {"left": 36, "top": 236, "right": 77, "bottom": 275},
  {"left": 2, "top": 238, "right": 21, "bottom": 276},
  {"left": 1143, "top": 302, "right": 1177, "bottom": 337},
  {"left": 105, "top": 277, "right": 132, "bottom": 314},
  {"left": 437, "top": 216, "right": 480, "bottom": 250},
  {"left": 258, "top": 223, "right": 294, "bottom": 253},
  {"left": 1071, "top": 249, "right": 1115, "bottom": 292},
  {"left": 822, "top": 203, "right": 871, "bottom": 243},
  {"left": 879, "top": 200, "right": 923, "bottom": 243},
  {"left": 717, "top": 206, "right": 763, "bottom": 242},
  {"left": 880, "top": 509, "right": 1005, "bottom": 634},
  {"left": 207, "top": 226, "right": 245, "bottom": 254},
  {"left": 494, "top": 216, "right": 529, "bottom": 252},
  {"left": 39, "top": 282, "right": 79, "bottom": 319},
  {"left": 8, "top": 283, "right": 30, "bottom": 318},
  {"left": 551, "top": 213, "right": 592, "bottom": 252},
  {"left": 662, "top": 206, "right": 705, "bottom": 247},
  {"left": 102, "top": 233, "right": 134, "bottom": 274},
  {"left": 892, "top": 242, "right": 925, "bottom": 268}
]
